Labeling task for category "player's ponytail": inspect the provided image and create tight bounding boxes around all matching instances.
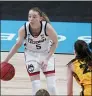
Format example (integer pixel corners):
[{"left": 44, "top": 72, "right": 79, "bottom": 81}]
[{"left": 41, "top": 11, "right": 50, "bottom": 23}]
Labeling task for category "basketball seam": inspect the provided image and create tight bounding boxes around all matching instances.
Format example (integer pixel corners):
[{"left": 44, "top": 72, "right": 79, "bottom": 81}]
[
  {"left": 1, "top": 64, "right": 10, "bottom": 79},
  {"left": 1, "top": 65, "right": 15, "bottom": 80}
]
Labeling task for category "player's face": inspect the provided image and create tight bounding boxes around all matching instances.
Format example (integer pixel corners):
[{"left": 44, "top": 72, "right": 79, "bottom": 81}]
[{"left": 28, "top": 10, "right": 42, "bottom": 24}]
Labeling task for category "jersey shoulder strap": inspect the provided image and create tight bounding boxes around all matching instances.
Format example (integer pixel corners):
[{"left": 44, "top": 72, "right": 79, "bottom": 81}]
[
  {"left": 24, "top": 22, "right": 30, "bottom": 39},
  {"left": 41, "top": 21, "right": 48, "bottom": 36}
]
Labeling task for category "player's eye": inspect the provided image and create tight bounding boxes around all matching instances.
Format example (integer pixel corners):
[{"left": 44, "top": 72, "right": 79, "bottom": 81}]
[
  {"left": 33, "top": 16, "right": 37, "bottom": 18},
  {"left": 28, "top": 15, "right": 31, "bottom": 18}
]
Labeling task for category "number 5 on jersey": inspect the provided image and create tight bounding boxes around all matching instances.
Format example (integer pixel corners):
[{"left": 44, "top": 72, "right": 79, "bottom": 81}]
[{"left": 36, "top": 44, "right": 41, "bottom": 49}]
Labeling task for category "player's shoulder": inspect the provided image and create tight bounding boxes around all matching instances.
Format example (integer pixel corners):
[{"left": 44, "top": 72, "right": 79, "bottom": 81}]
[
  {"left": 41, "top": 20, "right": 50, "bottom": 26},
  {"left": 41, "top": 20, "right": 47, "bottom": 23},
  {"left": 18, "top": 25, "right": 25, "bottom": 32},
  {"left": 67, "top": 58, "right": 76, "bottom": 66},
  {"left": 19, "top": 22, "right": 30, "bottom": 31},
  {"left": 67, "top": 58, "right": 77, "bottom": 72},
  {"left": 18, "top": 23, "right": 27, "bottom": 33},
  {"left": 25, "top": 21, "right": 30, "bottom": 27}
]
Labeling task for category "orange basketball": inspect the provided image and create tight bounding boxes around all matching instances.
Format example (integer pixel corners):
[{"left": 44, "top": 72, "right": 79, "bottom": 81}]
[{"left": 0, "top": 62, "right": 15, "bottom": 81}]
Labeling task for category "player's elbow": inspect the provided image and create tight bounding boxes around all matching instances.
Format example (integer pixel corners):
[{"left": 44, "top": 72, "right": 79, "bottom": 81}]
[{"left": 54, "top": 40, "right": 58, "bottom": 47}]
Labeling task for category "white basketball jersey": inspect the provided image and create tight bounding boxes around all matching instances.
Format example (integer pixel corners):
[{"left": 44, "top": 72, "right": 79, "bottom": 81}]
[{"left": 24, "top": 21, "right": 52, "bottom": 53}]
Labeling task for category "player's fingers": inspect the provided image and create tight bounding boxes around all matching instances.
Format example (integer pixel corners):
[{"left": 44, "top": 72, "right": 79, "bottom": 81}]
[
  {"left": 43, "top": 64, "right": 47, "bottom": 70},
  {"left": 40, "top": 61, "right": 44, "bottom": 68}
]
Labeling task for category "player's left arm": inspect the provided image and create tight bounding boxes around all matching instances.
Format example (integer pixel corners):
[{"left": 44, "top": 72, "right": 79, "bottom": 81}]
[{"left": 46, "top": 23, "right": 58, "bottom": 60}]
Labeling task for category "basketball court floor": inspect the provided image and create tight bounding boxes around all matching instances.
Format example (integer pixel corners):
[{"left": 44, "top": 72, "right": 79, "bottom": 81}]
[{"left": 1, "top": 52, "right": 81, "bottom": 95}]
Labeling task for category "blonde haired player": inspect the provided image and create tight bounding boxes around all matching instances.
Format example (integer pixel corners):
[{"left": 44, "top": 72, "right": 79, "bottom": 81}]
[{"left": 2, "top": 7, "right": 58, "bottom": 95}]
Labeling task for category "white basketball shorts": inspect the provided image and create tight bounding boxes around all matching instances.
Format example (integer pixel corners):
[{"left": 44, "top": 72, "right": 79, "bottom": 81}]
[{"left": 24, "top": 50, "right": 55, "bottom": 76}]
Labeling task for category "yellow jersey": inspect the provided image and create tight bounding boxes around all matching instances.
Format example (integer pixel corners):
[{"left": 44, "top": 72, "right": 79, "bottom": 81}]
[{"left": 72, "top": 59, "right": 92, "bottom": 96}]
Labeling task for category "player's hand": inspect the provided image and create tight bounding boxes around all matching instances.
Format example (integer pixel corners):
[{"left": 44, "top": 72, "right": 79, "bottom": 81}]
[
  {"left": 2, "top": 59, "right": 9, "bottom": 63},
  {"left": 0, "top": 62, "right": 7, "bottom": 65},
  {"left": 40, "top": 58, "right": 48, "bottom": 71}
]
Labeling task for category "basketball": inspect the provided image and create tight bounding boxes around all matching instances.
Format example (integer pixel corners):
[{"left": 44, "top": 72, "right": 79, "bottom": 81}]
[{"left": 0, "top": 62, "right": 15, "bottom": 81}]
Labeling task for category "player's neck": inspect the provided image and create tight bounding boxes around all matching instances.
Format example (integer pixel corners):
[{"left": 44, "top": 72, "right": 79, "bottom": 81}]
[{"left": 30, "top": 22, "right": 41, "bottom": 31}]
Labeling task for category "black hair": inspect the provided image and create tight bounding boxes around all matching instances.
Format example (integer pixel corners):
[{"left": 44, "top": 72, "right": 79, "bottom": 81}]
[
  {"left": 89, "top": 41, "right": 92, "bottom": 49},
  {"left": 68, "top": 40, "right": 92, "bottom": 67}
]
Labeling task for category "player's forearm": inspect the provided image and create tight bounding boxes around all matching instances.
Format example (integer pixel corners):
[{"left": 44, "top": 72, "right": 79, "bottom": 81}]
[
  {"left": 67, "top": 82, "right": 73, "bottom": 96},
  {"left": 67, "top": 92, "right": 73, "bottom": 96},
  {"left": 47, "top": 42, "right": 57, "bottom": 60},
  {"left": 4, "top": 43, "right": 22, "bottom": 62}
]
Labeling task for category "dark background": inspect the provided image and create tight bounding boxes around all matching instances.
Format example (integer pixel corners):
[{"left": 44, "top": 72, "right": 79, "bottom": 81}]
[{"left": 0, "top": 1, "right": 92, "bottom": 22}]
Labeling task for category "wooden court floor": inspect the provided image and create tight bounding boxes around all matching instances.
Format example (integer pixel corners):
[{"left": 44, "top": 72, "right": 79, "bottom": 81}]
[{"left": 1, "top": 52, "right": 81, "bottom": 95}]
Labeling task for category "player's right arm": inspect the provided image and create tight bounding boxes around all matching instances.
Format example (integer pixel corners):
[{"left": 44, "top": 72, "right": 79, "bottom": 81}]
[
  {"left": 3, "top": 25, "right": 25, "bottom": 62},
  {"left": 67, "top": 63, "right": 73, "bottom": 96}
]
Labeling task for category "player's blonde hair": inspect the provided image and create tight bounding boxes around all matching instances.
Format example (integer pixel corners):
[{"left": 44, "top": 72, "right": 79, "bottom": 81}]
[{"left": 29, "top": 7, "right": 50, "bottom": 23}]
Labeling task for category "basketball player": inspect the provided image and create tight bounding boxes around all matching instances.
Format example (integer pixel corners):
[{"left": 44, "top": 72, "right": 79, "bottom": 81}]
[
  {"left": 3, "top": 7, "right": 58, "bottom": 95},
  {"left": 67, "top": 40, "right": 92, "bottom": 96},
  {"left": 35, "top": 89, "right": 50, "bottom": 96}
]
